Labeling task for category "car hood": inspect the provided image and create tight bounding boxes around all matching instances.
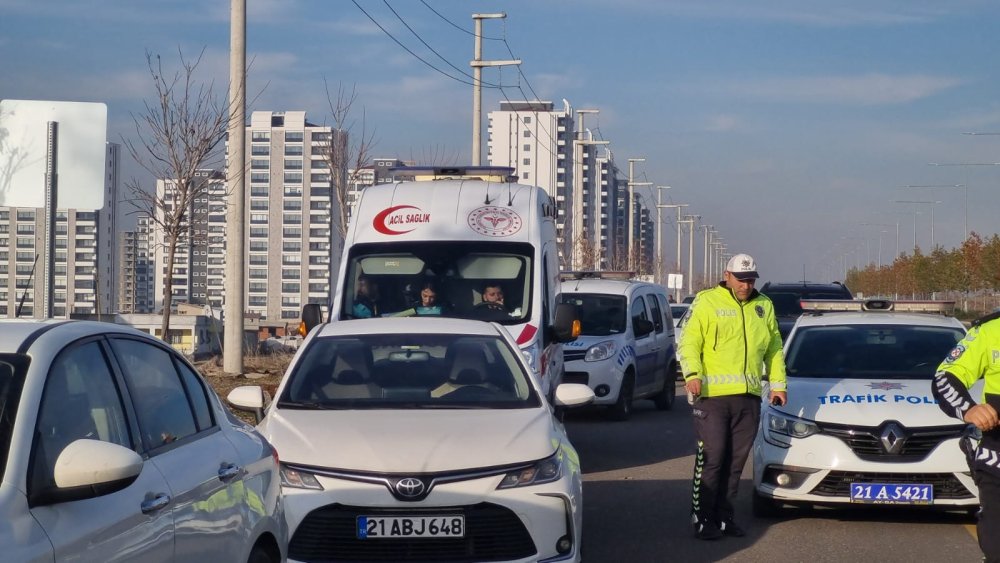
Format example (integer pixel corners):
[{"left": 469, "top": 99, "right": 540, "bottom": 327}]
[
  {"left": 564, "top": 334, "right": 622, "bottom": 347},
  {"left": 778, "top": 377, "right": 974, "bottom": 427},
  {"left": 260, "top": 407, "right": 558, "bottom": 472}
]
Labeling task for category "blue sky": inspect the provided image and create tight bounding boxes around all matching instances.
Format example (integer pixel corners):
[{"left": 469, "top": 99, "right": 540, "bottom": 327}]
[{"left": 3, "top": 0, "right": 1000, "bottom": 282}]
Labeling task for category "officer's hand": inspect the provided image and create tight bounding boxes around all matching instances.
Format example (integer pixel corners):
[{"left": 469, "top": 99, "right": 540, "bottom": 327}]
[
  {"left": 685, "top": 378, "right": 702, "bottom": 398},
  {"left": 964, "top": 403, "right": 1000, "bottom": 431},
  {"left": 769, "top": 390, "right": 787, "bottom": 407}
]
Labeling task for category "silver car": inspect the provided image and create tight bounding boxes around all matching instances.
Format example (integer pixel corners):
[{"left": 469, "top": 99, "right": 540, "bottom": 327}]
[{"left": 0, "top": 320, "right": 286, "bottom": 562}]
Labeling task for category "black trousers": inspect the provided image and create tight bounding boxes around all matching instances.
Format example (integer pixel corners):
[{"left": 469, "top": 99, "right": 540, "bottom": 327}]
[
  {"left": 978, "top": 469, "right": 1000, "bottom": 563},
  {"left": 691, "top": 394, "right": 761, "bottom": 525}
]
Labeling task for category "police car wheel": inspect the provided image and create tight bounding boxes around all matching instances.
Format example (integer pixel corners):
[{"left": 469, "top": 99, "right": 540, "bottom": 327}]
[
  {"left": 608, "top": 372, "right": 634, "bottom": 422},
  {"left": 652, "top": 369, "right": 676, "bottom": 410}
]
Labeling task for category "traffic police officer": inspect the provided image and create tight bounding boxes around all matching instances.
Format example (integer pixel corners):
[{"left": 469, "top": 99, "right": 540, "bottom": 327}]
[
  {"left": 933, "top": 311, "right": 1000, "bottom": 563},
  {"left": 679, "top": 253, "right": 787, "bottom": 540}
]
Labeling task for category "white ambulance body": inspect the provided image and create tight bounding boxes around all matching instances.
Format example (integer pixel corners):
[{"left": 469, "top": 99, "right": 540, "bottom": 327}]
[{"left": 330, "top": 168, "right": 571, "bottom": 398}]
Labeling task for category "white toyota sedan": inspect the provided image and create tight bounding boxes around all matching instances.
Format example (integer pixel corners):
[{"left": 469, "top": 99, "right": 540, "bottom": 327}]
[
  {"left": 229, "top": 317, "right": 594, "bottom": 563},
  {"left": 753, "top": 299, "right": 980, "bottom": 515},
  {"left": 0, "top": 320, "right": 286, "bottom": 562}
]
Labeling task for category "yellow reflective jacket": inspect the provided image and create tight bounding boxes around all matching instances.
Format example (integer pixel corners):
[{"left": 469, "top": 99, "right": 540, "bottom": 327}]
[{"left": 679, "top": 284, "right": 786, "bottom": 397}]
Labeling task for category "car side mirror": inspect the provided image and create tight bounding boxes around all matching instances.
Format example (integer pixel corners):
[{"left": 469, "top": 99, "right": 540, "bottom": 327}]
[
  {"left": 634, "top": 318, "right": 654, "bottom": 337},
  {"left": 551, "top": 302, "right": 580, "bottom": 343},
  {"left": 32, "top": 439, "right": 144, "bottom": 506},
  {"left": 300, "top": 303, "right": 324, "bottom": 335},
  {"left": 228, "top": 385, "right": 267, "bottom": 424}
]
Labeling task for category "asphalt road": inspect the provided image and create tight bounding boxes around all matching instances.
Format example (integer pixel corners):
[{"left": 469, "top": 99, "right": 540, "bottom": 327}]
[{"left": 564, "top": 381, "right": 984, "bottom": 563}]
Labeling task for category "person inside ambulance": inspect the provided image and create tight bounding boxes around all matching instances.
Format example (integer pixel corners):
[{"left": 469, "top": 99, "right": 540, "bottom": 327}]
[
  {"left": 352, "top": 274, "right": 382, "bottom": 318},
  {"left": 473, "top": 281, "right": 511, "bottom": 321}
]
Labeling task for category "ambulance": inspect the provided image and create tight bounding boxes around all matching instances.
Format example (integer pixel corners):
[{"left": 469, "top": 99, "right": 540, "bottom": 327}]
[{"left": 317, "top": 166, "right": 578, "bottom": 399}]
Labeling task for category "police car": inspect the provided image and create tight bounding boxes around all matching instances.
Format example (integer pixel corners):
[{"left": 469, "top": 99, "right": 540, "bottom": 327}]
[{"left": 752, "top": 299, "right": 981, "bottom": 515}]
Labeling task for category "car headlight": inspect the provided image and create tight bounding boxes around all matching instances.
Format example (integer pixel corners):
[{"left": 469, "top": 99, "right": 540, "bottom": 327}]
[
  {"left": 584, "top": 340, "right": 616, "bottom": 362},
  {"left": 521, "top": 342, "right": 539, "bottom": 373},
  {"left": 764, "top": 409, "right": 819, "bottom": 447},
  {"left": 280, "top": 464, "right": 324, "bottom": 490},
  {"left": 497, "top": 453, "right": 563, "bottom": 489}
]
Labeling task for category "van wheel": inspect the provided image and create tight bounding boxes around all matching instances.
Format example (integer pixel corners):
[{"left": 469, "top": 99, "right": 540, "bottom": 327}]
[
  {"left": 608, "top": 372, "right": 634, "bottom": 421},
  {"left": 652, "top": 368, "right": 676, "bottom": 410}
]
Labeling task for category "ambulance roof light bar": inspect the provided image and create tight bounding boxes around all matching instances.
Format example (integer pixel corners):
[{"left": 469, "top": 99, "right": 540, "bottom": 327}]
[
  {"left": 389, "top": 166, "right": 517, "bottom": 183},
  {"left": 800, "top": 299, "right": 955, "bottom": 315}
]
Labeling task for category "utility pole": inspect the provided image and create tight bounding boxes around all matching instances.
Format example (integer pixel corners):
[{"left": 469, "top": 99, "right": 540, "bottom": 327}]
[
  {"left": 654, "top": 186, "right": 670, "bottom": 285},
  {"left": 571, "top": 109, "right": 606, "bottom": 269},
  {"left": 471, "top": 13, "right": 519, "bottom": 165},
  {"left": 702, "top": 224, "right": 714, "bottom": 288},
  {"left": 680, "top": 214, "right": 700, "bottom": 296},
  {"left": 224, "top": 0, "right": 247, "bottom": 375},
  {"left": 626, "top": 158, "right": 651, "bottom": 271},
  {"left": 657, "top": 202, "right": 687, "bottom": 295}
]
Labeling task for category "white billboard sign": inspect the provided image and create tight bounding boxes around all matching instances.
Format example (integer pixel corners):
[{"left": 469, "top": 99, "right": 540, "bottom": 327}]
[
  {"left": 667, "top": 273, "right": 684, "bottom": 290},
  {"left": 0, "top": 99, "right": 108, "bottom": 209}
]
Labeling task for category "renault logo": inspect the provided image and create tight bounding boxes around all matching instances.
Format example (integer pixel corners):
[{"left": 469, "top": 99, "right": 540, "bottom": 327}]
[
  {"left": 395, "top": 478, "right": 426, "bottom": 499},
  {"left": 879, "top": 422, "right": 907, "bottom": 455}
]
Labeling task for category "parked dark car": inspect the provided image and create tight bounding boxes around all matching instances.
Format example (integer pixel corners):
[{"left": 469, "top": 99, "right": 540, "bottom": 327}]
[{"left": 759, "top": 281, "right": 853, "bottom": 341}]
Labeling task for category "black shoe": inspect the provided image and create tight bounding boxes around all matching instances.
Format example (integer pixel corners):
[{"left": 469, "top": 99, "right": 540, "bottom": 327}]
[
  {"left": 694, "top": 521, "right": 723, "bottom": 540},
  {"left": 720, "top": 520, "right": 746, "bottom": 537}
]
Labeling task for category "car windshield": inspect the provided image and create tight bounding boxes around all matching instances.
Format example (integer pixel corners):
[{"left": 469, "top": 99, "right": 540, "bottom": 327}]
[
  {"left": 766, "top": 291, "right": 851, "bottom": 316},
  {"left": 278, "top": 333, "right": 541, "bottom": 409},
  {"left": 785, "top": 324, "right": 964, "bottom": 379},
  {"left": 560, "top": 294, "right": 627, "bottom": 336},
  {"left": 0, "top": 354, "right": 29, "bottom": 482},
  {"left": 342, "top": 241, "right": 533, "bottom": 324}
]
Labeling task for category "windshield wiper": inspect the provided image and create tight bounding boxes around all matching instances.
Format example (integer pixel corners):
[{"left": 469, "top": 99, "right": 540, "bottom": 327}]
[{"left": 276, "top": 400, "right": 328, "bottom": 409}]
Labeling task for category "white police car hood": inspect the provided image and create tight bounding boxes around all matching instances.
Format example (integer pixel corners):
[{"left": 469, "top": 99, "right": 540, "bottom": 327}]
[
  {"left": 778, "top": 377, "right": 978, "bottom": 427},
  {"left": 260, "top": 408, "right": 558, "bottom": 473}
]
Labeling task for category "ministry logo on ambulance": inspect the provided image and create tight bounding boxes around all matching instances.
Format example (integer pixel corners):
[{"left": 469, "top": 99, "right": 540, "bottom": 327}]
[
  {"left": 467, "top": 206, "right": 523, "bottom": 237},
  {"left": 373, "top": 205, "right": 431, "bottom": 235}
]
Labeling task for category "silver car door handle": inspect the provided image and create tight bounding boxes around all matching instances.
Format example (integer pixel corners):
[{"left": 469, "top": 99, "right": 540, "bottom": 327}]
[
  {"left": 218, "top": 463, "right": 242, "bottom": 482},
  {"left": 141, "top": 493, "right": 171, "bottom": 514}
]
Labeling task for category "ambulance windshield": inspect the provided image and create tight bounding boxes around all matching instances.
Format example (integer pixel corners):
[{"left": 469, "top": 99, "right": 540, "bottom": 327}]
[{"left": 342, "top": 241, "right": 534, "bottom": 325}]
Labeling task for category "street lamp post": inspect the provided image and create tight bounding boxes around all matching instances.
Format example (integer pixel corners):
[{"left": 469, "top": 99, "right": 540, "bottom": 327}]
[
  {"left": 654, "top": 186, "right": 670, "bottom": 285},
  {"left": 627, "top": 158, "right": 651, "bottom": 271},
  {"left": 680, "top": 214, "right": 701, "bottom": 297},
  {"left": 657, "top": 203, "right": 688, "bottom": 298},
  {"left": 894, "top": 200, "right": 942, "bottom": 249}
]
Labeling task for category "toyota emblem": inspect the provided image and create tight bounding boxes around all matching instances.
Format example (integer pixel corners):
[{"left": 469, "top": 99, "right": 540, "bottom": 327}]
[{"left": 395, "top": 477, "right": 426, "bottom": 498}]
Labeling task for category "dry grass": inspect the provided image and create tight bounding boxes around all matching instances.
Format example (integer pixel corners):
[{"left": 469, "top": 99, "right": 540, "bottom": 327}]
[{"left": 196, "top": 353, "right": 293, "bottom": 424}]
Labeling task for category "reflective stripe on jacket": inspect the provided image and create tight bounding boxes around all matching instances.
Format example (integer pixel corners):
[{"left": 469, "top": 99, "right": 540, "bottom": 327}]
[{"left": 679, "top": 283, "right": 786, "bottom": 397}]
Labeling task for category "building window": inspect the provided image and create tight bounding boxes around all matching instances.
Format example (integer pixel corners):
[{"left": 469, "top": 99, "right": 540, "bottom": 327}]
[
  {"left": 523, "top": 158, "right": 530, "bottom": 165},
  {"left": 523, "top": 130, "right": 530, "bottom": 138},
  {"left": 252, "top": 131, "right": 270, "bottom": 142},
  {"left": 285, "top": 131, "right": 304, "bottom": 142},
  {"left": 523, "top": 144, "right": 531, "bottom": 152}
]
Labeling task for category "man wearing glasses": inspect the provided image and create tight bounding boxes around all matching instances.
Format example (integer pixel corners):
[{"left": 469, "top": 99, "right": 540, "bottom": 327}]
[{"left": 679, "top": 253, "right": 787, "bottom": 540}]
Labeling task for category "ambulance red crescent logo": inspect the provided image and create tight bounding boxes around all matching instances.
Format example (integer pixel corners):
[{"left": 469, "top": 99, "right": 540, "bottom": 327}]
[{"left": 373, "top": 205, "right": 425, "bottom": 235}]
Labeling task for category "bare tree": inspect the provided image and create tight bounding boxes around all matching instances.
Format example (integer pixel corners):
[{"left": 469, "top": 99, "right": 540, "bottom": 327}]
[
  {"left": 316, "top": 81, "right": 377, "bottom": 244},
  {"left": 572, "top": 233, "right": 603, "bottom": 272},
  {"left": 122, "top": 49, "right": 231, "bottom": 341}
]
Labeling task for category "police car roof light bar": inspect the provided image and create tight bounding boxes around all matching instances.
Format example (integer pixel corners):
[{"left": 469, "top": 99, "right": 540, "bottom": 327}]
[
  {"left": 559, "top": 270, "right": 637, "bottom": 281},
  {"left": 800, "top": 299, "right": 955, "bottom": 315}
]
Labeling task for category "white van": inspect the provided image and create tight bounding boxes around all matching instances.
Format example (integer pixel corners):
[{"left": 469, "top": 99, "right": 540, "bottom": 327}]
[
  {"left": 559, "top": 273, "right": 677, "bottom": 420},
  {"left": 315, "top": 166, "right": 578, "bottom": 399}
]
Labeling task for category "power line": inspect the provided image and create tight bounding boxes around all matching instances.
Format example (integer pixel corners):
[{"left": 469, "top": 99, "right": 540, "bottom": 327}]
[
  {"left": 350, "top": 0, "right": 501, "bottom": 88},
  {"left": 382, "top": 0, "right": 501, "bottom": 87},
  {"left": 418, "top": 0, "right": 504, "bottom": 40}
]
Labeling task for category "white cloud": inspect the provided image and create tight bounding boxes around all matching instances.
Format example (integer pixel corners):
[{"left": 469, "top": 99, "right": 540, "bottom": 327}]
[
  {"left": 704, "top": 114, "right": 742, "bottom": 132},
  {"left": 693, "top": 73, "right": 963, "bottom": 106}
]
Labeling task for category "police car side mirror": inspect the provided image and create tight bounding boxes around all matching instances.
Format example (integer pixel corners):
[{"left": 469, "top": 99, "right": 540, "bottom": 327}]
[{"left": 634, "top": 318, "right": 654, "bottom": 337}]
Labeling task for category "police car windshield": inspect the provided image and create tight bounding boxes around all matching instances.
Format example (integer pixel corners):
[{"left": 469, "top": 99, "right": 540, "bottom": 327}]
[
  {"left": 560, "top": 294, "right": 627, "bottom": 336},
  {"left": 0, "top": 356, "right": 27, "bottom": 482},
  {"left": 277, "top": 334, "right": 541, "bottom": 409},
  {"left": 785, "top": 325, "right": 964, "bottom": 379}
]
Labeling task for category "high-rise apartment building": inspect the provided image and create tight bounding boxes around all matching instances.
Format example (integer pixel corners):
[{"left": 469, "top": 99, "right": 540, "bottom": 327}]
[
  {"left": 150, "top": 111, "right": 338, "bottom": 321},
  {"left": 488, "top": 100, "right": 575, "bottom": 255},
  {"left": 118, "top": 215, "right": 155, "bottom": 313},
  {"left": 0, "top": 143, "right": 118, "bottom": 318}
]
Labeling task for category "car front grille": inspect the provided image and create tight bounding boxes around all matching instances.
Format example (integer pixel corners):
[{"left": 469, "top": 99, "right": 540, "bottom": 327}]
[
  {"left": 288, "top": 502, "right": 537, "bottom": 562},
  {"left": 563, "top": 371, "right": 589, "bottom": 385},
  {"left": 563, "top": 350, "right": 587, "bottom": 362},
  {"left": 818, "top": 422, "right": 966, "bottom": 462},
  {"left": 810, "top": 471, "right": 975, "bottom": 499}
]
